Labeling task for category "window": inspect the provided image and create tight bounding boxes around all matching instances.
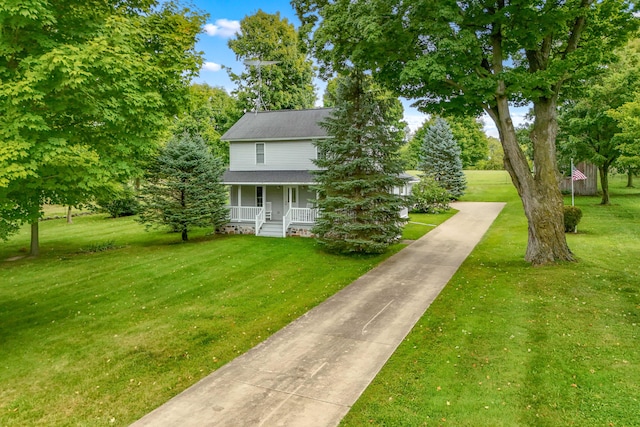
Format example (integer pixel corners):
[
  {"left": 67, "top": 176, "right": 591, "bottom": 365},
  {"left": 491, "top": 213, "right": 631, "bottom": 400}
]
[
  {"left": 256, "top": 143, "right": 265, "bottom": 164},
  {"left": 316, "top": 146, "right": 326, "bottom": 161},
  {"left": 256, "top": 186, "right": 263, "bottom": 207}
]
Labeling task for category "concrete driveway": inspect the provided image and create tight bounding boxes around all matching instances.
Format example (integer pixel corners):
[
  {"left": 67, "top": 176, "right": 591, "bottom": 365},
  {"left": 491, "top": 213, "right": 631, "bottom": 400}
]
[{"left": 132, "top": 201, "right": 506, "bottom": 427}]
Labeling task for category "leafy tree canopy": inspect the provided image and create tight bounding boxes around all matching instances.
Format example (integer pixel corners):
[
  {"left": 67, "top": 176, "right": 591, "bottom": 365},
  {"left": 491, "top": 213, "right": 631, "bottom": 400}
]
[
  {"left": 558, "top": 39, "right": 640, "bottom": 204},
  {"left": 173, "top": 83, "right": 243, "bottom": 165},
  {"left": 295, "top": 0, "right": 638, "bottom": 265},
  {"left": 228, "top": 10, "right": 316, "bottom": 111},
  {"left": 0, "top": 0, "right": 205, "bottom": 252}
]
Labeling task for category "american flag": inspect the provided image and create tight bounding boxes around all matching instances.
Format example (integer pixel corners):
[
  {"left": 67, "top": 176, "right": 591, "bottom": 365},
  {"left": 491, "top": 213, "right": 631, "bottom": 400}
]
[{"left": 572, "top": 168, "right": 587, "bottom": 181}]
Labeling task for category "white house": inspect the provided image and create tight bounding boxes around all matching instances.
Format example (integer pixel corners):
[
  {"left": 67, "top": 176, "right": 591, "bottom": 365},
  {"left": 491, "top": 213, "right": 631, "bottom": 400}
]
[{"left": 218, "top": 108, "right": 416, "bottom": 238}]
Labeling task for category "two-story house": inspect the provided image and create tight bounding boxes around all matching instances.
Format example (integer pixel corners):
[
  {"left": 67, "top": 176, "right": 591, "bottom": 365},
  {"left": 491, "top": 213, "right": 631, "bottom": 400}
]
[{"left": 218, "top": 108, "right": 416, "bottom": 238}]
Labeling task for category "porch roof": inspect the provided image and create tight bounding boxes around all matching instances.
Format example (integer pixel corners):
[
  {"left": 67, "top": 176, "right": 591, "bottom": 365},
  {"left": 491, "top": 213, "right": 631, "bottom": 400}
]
[{"left": 222, "top": 170, "right": 316, "bottom": 185}]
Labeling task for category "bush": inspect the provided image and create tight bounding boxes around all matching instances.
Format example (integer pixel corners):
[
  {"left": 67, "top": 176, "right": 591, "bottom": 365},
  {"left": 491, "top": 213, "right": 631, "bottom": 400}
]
[
  {"left": 97, "top": 185, "right": 139, "bottom": 218},
  {"left": 564, "top": 206, "right": 583, "bottom": 232},
  {"left": 411, "top": 176, "right": 451, "bottom": 214}
]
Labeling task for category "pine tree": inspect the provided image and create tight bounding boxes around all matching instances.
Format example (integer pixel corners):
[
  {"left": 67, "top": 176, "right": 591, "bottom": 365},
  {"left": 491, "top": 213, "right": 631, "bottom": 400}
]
[
  {"left": 419, "top": 118, "right": 467, "bottom": 199},
  {"left": 313, "top": 71, "right": 407, "bottom": 254},
  {"left": 138, "top": 134, "right": 228, "bottom": 241}
]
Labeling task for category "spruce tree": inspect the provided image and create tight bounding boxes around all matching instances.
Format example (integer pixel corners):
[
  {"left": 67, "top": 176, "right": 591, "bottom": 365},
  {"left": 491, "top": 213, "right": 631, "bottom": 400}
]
[
  {"left": 419, "top": 118, "right": 466, "bottom": 199},
  {"left": 313, "top": 71, "right": 407, "bottom": 254},
  {"left": 138, "top": 134, "right": 228, "bottom": 241}
]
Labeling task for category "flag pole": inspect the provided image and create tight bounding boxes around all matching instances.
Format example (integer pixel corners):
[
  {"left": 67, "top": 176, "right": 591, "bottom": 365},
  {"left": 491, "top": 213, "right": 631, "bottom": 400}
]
[{"left": 571, "top": 158, "right": 575, "bottom": 207}]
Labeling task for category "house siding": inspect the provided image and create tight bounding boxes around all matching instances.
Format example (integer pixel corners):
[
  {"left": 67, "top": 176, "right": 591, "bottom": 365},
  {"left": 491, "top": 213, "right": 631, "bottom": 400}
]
[{"left": 229, "top": 140, "right": 319, "bottom": 171}]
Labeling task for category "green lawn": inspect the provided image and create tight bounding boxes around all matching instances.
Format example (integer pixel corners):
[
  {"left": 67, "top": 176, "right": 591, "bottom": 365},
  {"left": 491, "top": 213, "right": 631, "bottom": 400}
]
[
  {"left": 342, "top": 171, "right": 640, "bottom": 426},
  {"left": 0, "top": 203, "right": 448, "bottom": 426}
]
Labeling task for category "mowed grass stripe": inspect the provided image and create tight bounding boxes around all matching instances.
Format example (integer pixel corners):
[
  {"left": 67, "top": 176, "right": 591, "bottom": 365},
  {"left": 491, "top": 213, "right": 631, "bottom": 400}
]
[
  {"left": 1, "top": 202, "right": 449, "bottom": 426},
  {"left": 341, "top": 171, "right": 640, "bottom": 427}
]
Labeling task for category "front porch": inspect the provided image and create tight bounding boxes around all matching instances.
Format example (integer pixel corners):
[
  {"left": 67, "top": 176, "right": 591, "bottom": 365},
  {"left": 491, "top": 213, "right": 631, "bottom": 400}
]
[
  {"left": 219, "top": 182, "right": 318, "bottom": 237},
  {"left": 221, "top": 206, "right": 319, "bottom": 238}
]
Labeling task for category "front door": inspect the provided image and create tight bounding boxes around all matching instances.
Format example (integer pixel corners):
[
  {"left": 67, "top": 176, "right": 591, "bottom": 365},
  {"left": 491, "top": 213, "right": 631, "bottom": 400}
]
[{"left": 284, "top": 186, "right": 298, "bottom": 211}]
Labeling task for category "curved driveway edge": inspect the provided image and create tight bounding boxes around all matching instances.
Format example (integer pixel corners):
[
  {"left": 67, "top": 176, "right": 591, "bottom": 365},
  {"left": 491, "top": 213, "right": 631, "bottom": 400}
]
[{"left": 132, "top": 202, "right": 506, "bottom": 427}]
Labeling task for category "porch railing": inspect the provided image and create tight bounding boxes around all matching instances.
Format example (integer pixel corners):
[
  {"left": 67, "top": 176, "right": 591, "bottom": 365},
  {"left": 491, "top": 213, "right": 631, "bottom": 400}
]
[
  {"left": 289, "top": 207, "right": 318, "bottom": 224},
  {"left": 227, "top": 206, "right": 263, "bottom": 222},
  {"left": 283, "top": 209, "right": 292, "bottom": 237},
  {"left": 255, "top": 208, "right": 265, "bottom": 235}
]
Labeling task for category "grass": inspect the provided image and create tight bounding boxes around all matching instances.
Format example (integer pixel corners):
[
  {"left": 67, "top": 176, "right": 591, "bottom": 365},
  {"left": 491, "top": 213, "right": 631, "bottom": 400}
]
[
  {"left": 403, "top": 212, "right": 456, "bottom": 241},
  {"left": 342, "top": 171, "right": 640, "bottom": 426},
  {"left": 0, "top": 205, "right": 448, "bottom": 426}
]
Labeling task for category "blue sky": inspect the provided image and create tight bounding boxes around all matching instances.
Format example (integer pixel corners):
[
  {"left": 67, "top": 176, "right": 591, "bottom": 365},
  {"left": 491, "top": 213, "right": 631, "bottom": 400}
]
[{"left": 188, "top": 0, "right": 520, "bottom": 137}]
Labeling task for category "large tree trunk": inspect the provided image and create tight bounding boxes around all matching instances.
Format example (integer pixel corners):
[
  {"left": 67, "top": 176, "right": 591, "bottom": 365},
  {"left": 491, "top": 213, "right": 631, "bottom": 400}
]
[
  {"left": 627, "top": 171, "right": 633, "bottom": 188},
  {"left": 67, "top": 206, "right": 73, "bottom": 224},
  {"left": 490, "top": 96, "right": 574, "bottom": 265},
  {"left": 599, "top": 165, "right": 610, "bottom": 205},
  {"left": 30, "top": 221, "right": 39, "bottom": 256}
]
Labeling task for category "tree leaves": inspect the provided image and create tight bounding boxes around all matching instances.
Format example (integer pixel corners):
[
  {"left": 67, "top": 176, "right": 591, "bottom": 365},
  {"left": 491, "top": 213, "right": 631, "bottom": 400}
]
[{"left": 0, "top": 0, "right": 206, "bottom": 247}]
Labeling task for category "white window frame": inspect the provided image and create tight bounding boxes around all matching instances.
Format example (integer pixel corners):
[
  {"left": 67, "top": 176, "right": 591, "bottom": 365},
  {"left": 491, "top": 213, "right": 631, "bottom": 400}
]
[{"left": 256, "top": 142, "right": 265, "bottom": 164}]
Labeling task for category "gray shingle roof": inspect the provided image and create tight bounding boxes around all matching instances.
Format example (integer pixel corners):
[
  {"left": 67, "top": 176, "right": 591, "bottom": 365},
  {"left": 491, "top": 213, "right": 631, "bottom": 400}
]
[
  {"left": 222, "top": 170, "right": 316, "bottom": 185},
  {"left": 221, "top": 108, "right": 333, "bottom": 141}
]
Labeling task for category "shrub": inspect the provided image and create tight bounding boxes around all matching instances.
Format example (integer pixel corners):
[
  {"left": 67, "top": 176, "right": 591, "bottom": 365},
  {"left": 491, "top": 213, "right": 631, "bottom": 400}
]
[
  {"left": 79, "top": 240, "right": 118, "bottom": 253},
  {"left": 411, "top": 176, "right": 451, "bottom": 214},
  {"left": 563, "top": 206, "right": 583, "bottom": 232},
  {"left": 97, "top": 185, "right": 139, "bottom": 218}
]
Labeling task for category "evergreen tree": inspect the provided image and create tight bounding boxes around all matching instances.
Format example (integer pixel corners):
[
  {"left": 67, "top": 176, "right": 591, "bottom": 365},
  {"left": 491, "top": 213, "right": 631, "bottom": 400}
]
[
  {"left": 419, "top": 118, "right": 467, "bottom": 199},
  {"left": 138, "top": 134, "right": 228, "bottom": 241},
  {"left": 313, "top": 71, "right": 407, "bottom": 254}
]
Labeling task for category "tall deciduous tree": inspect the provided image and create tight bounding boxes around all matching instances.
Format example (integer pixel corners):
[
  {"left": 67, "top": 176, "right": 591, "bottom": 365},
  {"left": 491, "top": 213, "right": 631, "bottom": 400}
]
[
  {"left": 173, "top": 83, "right": 242, "bottom": 165},
  {"left": 0, "top": 0, "right": 205, "bottom": 254},
  {"left": 313, "top": 71, "right": 407, "bottom": 254},
  {"left": 420, "top": 118, "right": 467, "bottom": 199},
  {"left": 558, "top": 40, "right": 640, "bottom": 204},
  {"left": 295, "top": 0, "right": 638, "bottom": 265},
  {"left": 609, "top": 97, "right": 640, "bottom": 188},
  {"left": 228, "top": 10, "right": 315, "bottom": 112},
  {"left": 137, "top": 134, "right": 228, "bottom": 242}
]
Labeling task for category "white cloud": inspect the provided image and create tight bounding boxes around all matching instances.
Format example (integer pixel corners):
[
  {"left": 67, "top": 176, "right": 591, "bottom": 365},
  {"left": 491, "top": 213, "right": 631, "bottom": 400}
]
[
  {"left": 204, "top": 19, "right": 240, "bottom": 38},
  {"left": 202, "top": 62, "right": 222, "bottom": 72}
]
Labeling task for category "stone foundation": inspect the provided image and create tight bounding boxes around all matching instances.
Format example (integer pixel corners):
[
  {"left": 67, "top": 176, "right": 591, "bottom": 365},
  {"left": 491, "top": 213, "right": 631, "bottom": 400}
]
[
  {"left": 287, "top": 225, "right": 315, "bottom": 238},
  {"left": 217, "top": 223, "right": 315, "bottom": 238},
  {"left": 217, "top": 223, "right": 256, "bottom": 235}
]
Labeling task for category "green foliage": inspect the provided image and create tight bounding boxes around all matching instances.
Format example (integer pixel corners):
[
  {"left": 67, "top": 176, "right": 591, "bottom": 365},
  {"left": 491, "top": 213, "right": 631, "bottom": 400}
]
[
  {"left": 563, "top": 205, "right": 583, "bottom": 232},
  {"left": 313, "top": 71, "right": 407, "bottom": 254},
  {"left": 558, "top": 40, "right": 640, "bottom": 204},
  {"left": 137, "top": 134, "right": 228, "bottom": 241},
  {"left": 404, "top": 115, "right": 489, "bottom": 170},
  {"left": 79, "top": 239, "right": 118, "bottom": 253},
  {"left": 410, "top": 176, "right": 451, "bottom": 214},
  {"left": 419, "top": 118, "right": 467, "bottom": 199},
  {"left": 606, "top": 40, "right": 640, "bottom": 185},
  {"left": 228, "top": 10, "right": 316, "bottom": 111},
  {"left": 96, "top": 184, "right": 139, "bottom": 218},
  {"left": 172, "top": 84, "right": 242, "bottom": 165},
  {"left": 295, "top": 0, "right": 638, "bottom": 264},
  {"left": 0, "top": 0, "right": 206, "bottom": 249},
  {"left": 475, "top": 137, "right": 505, "bottom": 170}
]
